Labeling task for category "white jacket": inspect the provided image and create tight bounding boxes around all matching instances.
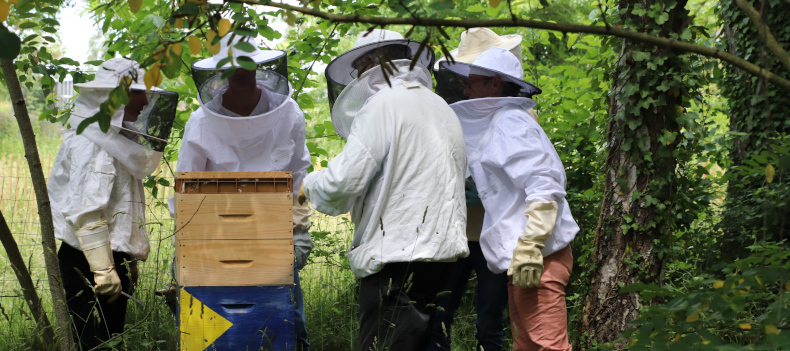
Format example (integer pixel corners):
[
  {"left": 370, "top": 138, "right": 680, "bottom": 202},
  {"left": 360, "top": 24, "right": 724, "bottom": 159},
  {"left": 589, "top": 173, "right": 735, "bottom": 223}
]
[
  {"left": 303, "top": 64, "right": 470, "bottom": 279},
  {"left": 49, "top": 130, "right": 151, "bottom": 260},
  {"left": 452, "top": 98, "right": 579, "bottom": 274},
  {"left": 168, "top": 93, "right": 311, "bottom": 220}
]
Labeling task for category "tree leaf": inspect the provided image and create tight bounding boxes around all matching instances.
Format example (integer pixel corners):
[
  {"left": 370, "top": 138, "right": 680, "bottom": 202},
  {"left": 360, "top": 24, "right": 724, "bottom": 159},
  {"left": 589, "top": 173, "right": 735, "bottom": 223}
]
[
  {"left": 218, "top": 18, "right": 231, "bottom": 37},
  {"left": 765, "top": 164, "right": 775, "bottom": 183},
  {"left": 128, "top": 0, "right": 142, "bottom": 13},
  {"left": 236, "top": 56, "right": 256, "bottom": 70},
  {"left": 466, "top": 4, "right": 485, "bottom": 12},
  {"left": 220, "top": 66, "right": 237, "bottom": 80},
  {"left": 206, "top": 30, "right": 220, "bottom": 55},
  {"left": 0, "top": 0, "right": 9, "bottom": 22},
  {"left": 234, "top": 41, "right": 256, "bottom": 52},
  {"left": 76, "top": 115, "right": 99, "bottom": 135},
  {"left": 19, "top": 22, "right": 38, "bottom": 29},
  {"left": 188, "top": 35, "right": 202, "bottom": 55},
  {"left": 234, "top": 28, "right": 257, "bottom": 37}
]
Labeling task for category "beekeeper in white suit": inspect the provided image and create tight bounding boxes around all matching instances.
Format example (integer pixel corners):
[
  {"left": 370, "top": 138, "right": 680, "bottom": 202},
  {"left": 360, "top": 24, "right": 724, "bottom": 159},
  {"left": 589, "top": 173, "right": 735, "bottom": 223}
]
[
  {"left": 302, "top": 29, "right": 469, "bottom": 351},
  {"left": 439, "top": 47, "right": 579, "bottom": 351},
  {"left": 48, "top": 58, "right": 179, "bottom": 350},
  {"left": 170, "top": 34, "right": 313, "bottom": 350}
]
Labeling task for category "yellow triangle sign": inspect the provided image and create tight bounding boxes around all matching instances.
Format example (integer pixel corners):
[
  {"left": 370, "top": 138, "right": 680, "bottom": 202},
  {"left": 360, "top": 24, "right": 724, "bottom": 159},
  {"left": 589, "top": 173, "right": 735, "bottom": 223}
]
[{"left": 180, "top": 288, "right": 233, "bottom": 351}]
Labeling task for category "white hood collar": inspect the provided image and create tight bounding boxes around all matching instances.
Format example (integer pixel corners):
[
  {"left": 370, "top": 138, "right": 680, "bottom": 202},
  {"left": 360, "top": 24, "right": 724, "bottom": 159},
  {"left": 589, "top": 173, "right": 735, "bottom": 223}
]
[{"left": 331, "top": 59, "right": 432, "bottom": 138}]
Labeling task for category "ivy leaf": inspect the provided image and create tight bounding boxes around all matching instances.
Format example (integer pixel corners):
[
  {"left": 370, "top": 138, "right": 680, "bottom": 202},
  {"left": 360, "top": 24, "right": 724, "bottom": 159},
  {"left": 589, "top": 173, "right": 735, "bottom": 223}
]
[
  {"left": 656, "top": 12, "right": 669, "bottom": 25},
  {"left": 633, "top": 51, "right": 650, "bottom": 61},
  {"left": 680, "top": 29, "right": 692, "bottom": 41}
]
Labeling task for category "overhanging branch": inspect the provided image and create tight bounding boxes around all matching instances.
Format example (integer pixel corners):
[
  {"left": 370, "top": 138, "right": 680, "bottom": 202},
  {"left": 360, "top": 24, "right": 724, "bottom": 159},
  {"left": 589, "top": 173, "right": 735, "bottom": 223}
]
[
  {"left": 733, "top": 0, "right": 790, "bottom": 73},
  {"left": 258, "top": 1, "right": 790, "bottom": 91}
]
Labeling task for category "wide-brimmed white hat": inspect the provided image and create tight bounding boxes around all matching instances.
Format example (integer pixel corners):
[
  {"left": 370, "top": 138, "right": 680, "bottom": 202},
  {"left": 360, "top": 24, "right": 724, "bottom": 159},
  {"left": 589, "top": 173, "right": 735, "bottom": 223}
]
[
  {"left": 325, "top": 29, "right": 433, "bottom": 88},
  {"left": 75, "top": 58, "right": 147, "bottom": 90},
  {"left": 193, "top": 34, "right": 284, "bottom": 70},
  {"left": 434, "top": 28, "right": 522, "bottom": 70},
  {"left": 440, "top": 47, "right": 541, "bottom": 96}
]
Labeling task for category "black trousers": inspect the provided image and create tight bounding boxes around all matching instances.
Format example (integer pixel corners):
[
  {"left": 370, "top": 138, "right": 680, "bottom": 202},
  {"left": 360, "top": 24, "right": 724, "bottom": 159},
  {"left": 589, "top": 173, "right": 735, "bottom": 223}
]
[
  {"left": 358, "top": 261, "right": 454, "bottom": 351},
  {"left": 58, "top": 243, "right": 133, "bottom": 350}
]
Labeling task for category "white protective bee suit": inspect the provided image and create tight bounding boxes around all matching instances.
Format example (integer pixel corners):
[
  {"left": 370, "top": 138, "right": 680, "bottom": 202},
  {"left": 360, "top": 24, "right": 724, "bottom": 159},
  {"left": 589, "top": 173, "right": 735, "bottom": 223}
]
[
  {"left": 168, "top": 35, "right": 313, "bottom": 268},
  {"left": 50, "top": 61, "right": 165, "bottom": 263},
  {"left": 303, "top": 59, "right": 470, "bottom": 279},
  {"left": 48, "top": 58, "right": 179, "bottom": 350}
]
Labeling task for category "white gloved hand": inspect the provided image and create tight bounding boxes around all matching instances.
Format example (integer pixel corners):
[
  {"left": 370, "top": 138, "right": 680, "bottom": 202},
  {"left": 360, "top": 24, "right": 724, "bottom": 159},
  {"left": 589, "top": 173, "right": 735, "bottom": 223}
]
[
  {"left": 76, "top": 220, "right": 122, "bottom": 302},
  {"left": 508, "top": 201, "right": 558, "bottom": 288}
]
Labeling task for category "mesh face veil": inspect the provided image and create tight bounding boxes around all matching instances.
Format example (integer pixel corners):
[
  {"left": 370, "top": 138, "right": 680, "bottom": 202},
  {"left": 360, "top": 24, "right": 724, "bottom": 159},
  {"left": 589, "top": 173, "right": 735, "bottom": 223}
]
[
  {"left": 190, "top": 52, "right": 288, "bottom": 93},
  {"left": 325, "top": 40, "right": 435, "bottom": 110},
  {"left": 119, "top": 89, "right": 179, "bottom": 152},
  {"left": 434, "top": 63, "right": 542, "bottom": 104},
  {"left": 196, "top": 69, "right": 292, "bottom": 120}
]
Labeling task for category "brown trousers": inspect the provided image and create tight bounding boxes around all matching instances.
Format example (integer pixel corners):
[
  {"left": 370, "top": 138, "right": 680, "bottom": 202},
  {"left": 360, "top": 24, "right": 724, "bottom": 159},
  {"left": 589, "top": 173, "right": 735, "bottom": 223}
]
[{"left": 508, "top": 245, "right": 573, "bottom": 351}]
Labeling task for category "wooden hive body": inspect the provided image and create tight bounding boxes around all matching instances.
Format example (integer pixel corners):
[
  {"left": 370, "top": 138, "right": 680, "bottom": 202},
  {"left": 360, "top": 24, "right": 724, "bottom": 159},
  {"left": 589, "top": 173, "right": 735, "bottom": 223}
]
[
  {"left": 174, "top": 172, "right": 295, "bottom": 286},
  {"left": 174, "top": 172, "right": 296, "bottom": 351}
]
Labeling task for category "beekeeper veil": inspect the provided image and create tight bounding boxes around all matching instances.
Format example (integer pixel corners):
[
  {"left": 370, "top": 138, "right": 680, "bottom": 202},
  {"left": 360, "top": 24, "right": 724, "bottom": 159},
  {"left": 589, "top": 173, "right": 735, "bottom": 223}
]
[
  {"left": 191, "top": 34, "right": 291, "bottom": 119},
  {"left": 326, "top": 29, "right": 435, "bottom": 138},
  {"left": 191, "top": 34, "right": 299, "bottom": 167},
  {"left": 70, "top": 58, "right": 178, "bottom": 179},
  {"left": 441, "top": 48, "right": 539, "bottom": 159},
  {"left": 436, "top": 47, "right": 541, "bottom": 104}
]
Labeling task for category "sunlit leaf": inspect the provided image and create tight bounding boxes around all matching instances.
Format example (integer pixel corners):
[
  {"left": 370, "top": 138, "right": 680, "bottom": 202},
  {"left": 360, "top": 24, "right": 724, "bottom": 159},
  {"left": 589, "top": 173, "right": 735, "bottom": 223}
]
[
  {"left": 206, "top": 30, "right": 220, "bottom": 55},
  {"left": 0, "top": 0, "right": 9, "bottom": 22},
  {"left": 765, "top": 164, "right": 775, "bottom": 183},
  {"left": 188, "top": 35, "right": 202, "bottom": 55},
  {"left": 218, "top": 18, "right": 231, "bottom": 36}
]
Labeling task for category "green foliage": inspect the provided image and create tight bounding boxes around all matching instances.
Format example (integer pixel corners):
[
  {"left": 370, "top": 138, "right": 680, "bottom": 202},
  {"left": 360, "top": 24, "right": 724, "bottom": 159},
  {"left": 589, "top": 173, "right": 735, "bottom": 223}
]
[
  {"left": 718, "top": 0, "right": 790, "bottom": 261},
  {"left": 617, "top": 243, "right": 790, "bottom": 350}
]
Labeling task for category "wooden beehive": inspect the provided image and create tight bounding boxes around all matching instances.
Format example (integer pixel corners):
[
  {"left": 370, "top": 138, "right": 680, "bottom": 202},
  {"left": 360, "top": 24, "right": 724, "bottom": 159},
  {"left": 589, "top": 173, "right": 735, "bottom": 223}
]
[{"left": 174, "top": 172, "right": 295, "bottom": 286}]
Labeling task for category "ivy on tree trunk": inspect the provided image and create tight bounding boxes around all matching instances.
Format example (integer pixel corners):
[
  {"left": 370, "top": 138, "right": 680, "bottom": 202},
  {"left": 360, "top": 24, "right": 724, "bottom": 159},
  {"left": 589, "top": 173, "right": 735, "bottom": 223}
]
[{"left": 581, "top": 0, "right": 698, "bottom": 347}]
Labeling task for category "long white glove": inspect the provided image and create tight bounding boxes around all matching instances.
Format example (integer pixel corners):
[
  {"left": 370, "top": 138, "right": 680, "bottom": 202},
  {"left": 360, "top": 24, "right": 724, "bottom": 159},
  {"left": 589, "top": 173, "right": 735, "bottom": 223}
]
[
  {"left": 508, "top": 201, "right": 558, "bottom": 288},
  {"left": 75, "top": 220, "right": 122, "bottom": 302},
  {"left": 293, "top": 186, "right": 313, "bottom": 270}
]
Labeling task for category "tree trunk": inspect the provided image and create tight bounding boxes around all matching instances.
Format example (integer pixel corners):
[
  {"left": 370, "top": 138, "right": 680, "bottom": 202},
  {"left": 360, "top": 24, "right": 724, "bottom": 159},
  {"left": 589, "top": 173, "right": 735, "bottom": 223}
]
[
  {"left": 0, "top": 59, "right": 74, "bottom": 351},
  {"left": 581, "top": 0, "right": 692, "bottom": 347},
  {"left": 0, "top": 209, "right": 55, "bottom": 348}
]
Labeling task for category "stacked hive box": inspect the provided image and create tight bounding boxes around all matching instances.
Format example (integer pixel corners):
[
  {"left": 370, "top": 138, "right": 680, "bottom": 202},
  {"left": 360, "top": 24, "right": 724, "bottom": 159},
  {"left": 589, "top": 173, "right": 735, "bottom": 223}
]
[{"left": 174, "top": 172, "right": 296, "bottom": 351}]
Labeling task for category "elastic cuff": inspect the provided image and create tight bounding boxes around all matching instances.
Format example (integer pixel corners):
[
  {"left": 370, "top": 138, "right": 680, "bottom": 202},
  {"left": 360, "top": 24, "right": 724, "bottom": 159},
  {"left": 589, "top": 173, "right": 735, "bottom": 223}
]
[{"left": 76, "top": 224, "right": 110, "bottom": 251}]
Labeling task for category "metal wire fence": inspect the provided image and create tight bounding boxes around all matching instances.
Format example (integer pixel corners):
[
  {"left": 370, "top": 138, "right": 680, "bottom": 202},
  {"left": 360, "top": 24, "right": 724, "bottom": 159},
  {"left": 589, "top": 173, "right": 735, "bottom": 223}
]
[{"left": 0, "top": 152, "right": 178, "bottom": 328}]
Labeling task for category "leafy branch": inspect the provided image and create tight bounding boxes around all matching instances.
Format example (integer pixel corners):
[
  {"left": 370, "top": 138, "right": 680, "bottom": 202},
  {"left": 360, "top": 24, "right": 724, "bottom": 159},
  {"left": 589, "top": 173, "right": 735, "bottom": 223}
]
[
  {"left": 251, "top": 0, "right": 790, "bottom": 91},
  {"left": 732, "top": 0, "right": 790, "bottom": 73}
]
